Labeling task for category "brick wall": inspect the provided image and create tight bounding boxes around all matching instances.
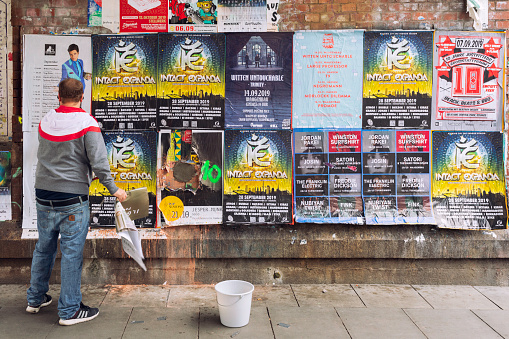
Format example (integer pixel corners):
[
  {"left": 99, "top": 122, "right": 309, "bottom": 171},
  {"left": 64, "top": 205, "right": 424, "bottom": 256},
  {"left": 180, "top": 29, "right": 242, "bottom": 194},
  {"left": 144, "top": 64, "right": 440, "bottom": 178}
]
[{"left": 7, "top": 0, "right": 506, "bottom": 223}]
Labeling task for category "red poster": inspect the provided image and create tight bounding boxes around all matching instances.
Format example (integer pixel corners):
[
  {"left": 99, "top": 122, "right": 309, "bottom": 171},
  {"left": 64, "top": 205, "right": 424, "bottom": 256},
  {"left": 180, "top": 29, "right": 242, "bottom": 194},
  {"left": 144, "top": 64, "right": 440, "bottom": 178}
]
[
  {"left": 120, "top": 0, "right": 168, "bottom": 33},
  {"left": 395, "top": 131, "right": 430, "bottom": 153}
]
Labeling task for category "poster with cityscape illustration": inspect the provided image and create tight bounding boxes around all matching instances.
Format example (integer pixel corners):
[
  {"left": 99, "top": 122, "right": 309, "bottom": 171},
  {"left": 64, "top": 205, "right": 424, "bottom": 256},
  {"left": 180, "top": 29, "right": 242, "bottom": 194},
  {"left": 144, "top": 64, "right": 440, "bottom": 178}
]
[
  {"left": 92, "top": 34, "right": 158, "bottom": 131},
  {"left": 362, "top": 31, "right": 433, "bottom": 129},
  {"left": 158, "top": 33, "right": 225, "bottom": 129}
]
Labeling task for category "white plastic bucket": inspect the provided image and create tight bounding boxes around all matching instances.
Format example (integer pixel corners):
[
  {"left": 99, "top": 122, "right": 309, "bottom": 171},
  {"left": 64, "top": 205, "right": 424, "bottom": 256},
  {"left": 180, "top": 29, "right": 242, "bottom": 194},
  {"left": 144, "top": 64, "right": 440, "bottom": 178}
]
[{"left": 215, "top": 280, "right": 254, "bottom": 327}]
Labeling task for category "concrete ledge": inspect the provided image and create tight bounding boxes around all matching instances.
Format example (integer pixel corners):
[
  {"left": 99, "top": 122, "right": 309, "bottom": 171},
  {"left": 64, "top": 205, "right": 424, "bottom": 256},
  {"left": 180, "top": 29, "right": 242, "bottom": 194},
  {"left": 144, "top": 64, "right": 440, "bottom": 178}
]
[{"left": 2, "top": 223, "right": 509, "bottom": 259}]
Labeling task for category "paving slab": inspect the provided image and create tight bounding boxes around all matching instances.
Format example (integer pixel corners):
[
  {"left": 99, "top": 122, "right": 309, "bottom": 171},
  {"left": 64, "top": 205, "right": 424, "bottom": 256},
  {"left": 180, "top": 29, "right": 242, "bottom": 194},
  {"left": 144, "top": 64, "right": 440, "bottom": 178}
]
[
  {"left": 46, "top": 305, "right": 132, "bottom": 339},
  {"left": 123, "top": 307, "right": 199, "bottom": 339},
  {"left": 167, "top": 285, "right": 217, "bottom": 308},
  {"left": 474, "top": 286, "right": 509, "bottom": 310},
  {"left": 0, "top": 305, "right": 59, "bottom": 338},
  {"left": 269, "top": 305, "right": 350, "bottom": 339},
  {"left": 81, "top": 284, "right": 110, "bottom": 306},
  {"left": 337, "top": 307, "right": 426, "bottom": 339},
  {"left": 405, "top": 308, "right": 502, "bottom": 339},
  {"left": 291, "top": 284, "right": 364, "bottom": 307},
  {"left": 352, "top": 284, "right": 431, "bottom": 309},
  {"left": 0, "top": 283, "right": 60, "bottom": 307},
  {"left": 199, "top": 305, "right": 273, "bottom": 338},
  {"left": 102, "top": 284, "right": 170, "bottom": 307},
  {"left": 472, "top": 309, "right": 509, "bottom": 338},
  {"left": 252, "top": 284, "right": 298, "bottom": 307},
  {"left": 413, "top": 285, "right": 499, "bottom": 309}
]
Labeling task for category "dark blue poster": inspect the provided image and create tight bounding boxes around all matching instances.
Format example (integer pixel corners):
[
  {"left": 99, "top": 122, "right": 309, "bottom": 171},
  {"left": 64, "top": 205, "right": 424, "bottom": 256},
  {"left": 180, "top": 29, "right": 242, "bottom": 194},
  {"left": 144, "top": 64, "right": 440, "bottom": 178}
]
[
  {"left": 225, "top": 33, "right": 292, "bottom": 129},
  {"left": 293, "top": 129, "right": 364, "bottom": 224}
]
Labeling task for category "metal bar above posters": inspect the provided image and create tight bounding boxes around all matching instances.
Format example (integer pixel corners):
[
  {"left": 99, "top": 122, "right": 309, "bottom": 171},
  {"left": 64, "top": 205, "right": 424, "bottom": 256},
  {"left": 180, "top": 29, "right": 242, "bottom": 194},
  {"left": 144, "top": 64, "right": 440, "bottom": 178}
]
[
  {"left": 225, "top": 32, "right": 292, "bottom": 129},
  {"left": 362, "top": 31, "right": 433, "bottom": 129},
  {"left": 431, "top": 131, "right": 508, "bottom": 230},
  {"left": 92, "top": 34, "right": 158, "bottom": 131},
  {"left": 431, "top": 31, "right": 506, "bottom": 131}
]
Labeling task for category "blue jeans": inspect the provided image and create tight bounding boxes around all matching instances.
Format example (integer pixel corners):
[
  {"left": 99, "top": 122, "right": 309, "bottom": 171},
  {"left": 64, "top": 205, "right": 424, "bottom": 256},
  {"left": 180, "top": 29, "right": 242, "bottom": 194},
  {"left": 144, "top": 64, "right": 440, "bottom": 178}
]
[{"left": 27, "top": 199, "right": 90, "bottom": 320}]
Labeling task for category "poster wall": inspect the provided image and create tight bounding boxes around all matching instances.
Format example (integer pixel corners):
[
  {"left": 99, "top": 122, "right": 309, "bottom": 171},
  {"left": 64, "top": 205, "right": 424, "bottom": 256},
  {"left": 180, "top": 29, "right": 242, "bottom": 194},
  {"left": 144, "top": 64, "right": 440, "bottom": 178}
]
[
  {"left": 92, "top": 34, "right": 158, "bottom": 131},
  {"left": 432, "top": 31, "right": 505, "bottom": 131},
  {"left": 224, "top": 129, "right": 292, "bottom": 224},
  {"left": 22, "top": 35, "right": 93, "bottom": 132},
  {"left": 293, "top": 129, "right": 363, "bottom": 224},
  {"left": 292, "top": 30, "right": 364, "bottom": 129},
  {"left": 432, "top": 131, "right": 507, "bottom": 230},
  {"left": 157, "top": 33, "right": 225, "bottom": 129},
  {"left": 157, "top": 130, "right": 223, "bottom": 226},
  {"left": 225, "top": 32, "right": 292, "bottom": 129},
  {"left": 120, "top": 0, "right": 168, "bottom": 33},
  {"left": 217, "top": 0, "right": 267, "bottom": 33},
  {"left": 89, "top": 131, "right": 157, "bottom": 227},
  {"left": 168, "top": 0, "right": 218, "bottom": 33},
  {"left": 362, "top": 31, "right": 433, "bottom": 129},
  {"left": 362, "top": 130, "right": 434, "bottom": 224}
]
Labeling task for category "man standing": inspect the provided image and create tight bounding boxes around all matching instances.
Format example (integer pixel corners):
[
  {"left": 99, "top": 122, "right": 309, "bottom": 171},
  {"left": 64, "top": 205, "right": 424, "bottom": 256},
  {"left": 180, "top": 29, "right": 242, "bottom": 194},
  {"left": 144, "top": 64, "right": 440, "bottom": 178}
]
[
  {"left": 61, "top": 44, "right": 90, "bottom": 90},
  {"left": 26, "top": 78, "right": 127, "bottom": 326}
]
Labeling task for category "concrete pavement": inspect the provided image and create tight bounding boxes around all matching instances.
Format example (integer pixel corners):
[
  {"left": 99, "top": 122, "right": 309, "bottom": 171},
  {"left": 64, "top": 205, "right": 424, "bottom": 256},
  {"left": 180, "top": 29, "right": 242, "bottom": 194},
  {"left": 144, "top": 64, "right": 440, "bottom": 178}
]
[{"left": 1, "top": 283, "right": 509, "bottom": 338}]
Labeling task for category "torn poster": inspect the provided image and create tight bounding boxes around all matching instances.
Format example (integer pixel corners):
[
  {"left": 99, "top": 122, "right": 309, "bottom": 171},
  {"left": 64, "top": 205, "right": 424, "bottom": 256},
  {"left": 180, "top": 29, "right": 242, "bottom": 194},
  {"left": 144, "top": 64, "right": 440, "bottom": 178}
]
[
  {"left": 225, "top": 32, "right": 292, "bottom": 129},
  {"left": 432, "top": 131, "right": 507, "bottom": 230},
  {"left": 293, "top": 30, "right": 364, "bottom": 129},
  {"left": 431, "top": 31, "right": 505, "bottom": 131},
  {"left": 157, "top": 129, "right": 223, "bottom": 226}
]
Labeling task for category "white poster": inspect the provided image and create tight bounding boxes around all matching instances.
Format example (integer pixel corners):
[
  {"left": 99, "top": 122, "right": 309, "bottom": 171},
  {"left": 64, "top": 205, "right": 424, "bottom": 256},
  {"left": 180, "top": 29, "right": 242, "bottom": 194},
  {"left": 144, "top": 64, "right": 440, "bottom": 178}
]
[
  {"left": 22, "top": 35, "right": 92, "bottom": 132},
  {"left": 22, "top": 131, "right": 38, "bottom": 229}
]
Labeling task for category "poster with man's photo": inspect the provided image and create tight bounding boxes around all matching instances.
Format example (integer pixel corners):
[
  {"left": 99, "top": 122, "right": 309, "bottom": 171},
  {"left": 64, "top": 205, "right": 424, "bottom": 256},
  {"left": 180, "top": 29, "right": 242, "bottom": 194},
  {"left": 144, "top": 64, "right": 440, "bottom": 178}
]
[
  {"left": 225, "top": 32, "right": 292, "bottom": 129},
  {"left": 362, "top": 130, "right": 434, "bottom": 224},
  {"left": 223, "top": 129, "right": 292, "bottom": 224},
  {"left": 293, "top": 129, "right": 364, "bottom": 224},
  {"left": 92, "top": 34, "right": 158, "bottom": 131},
  {"left": 157, "top": 33, "right": 225, "bottom": 129},
  {"left": 432, "top": 31, "right": 506, "bottom": 131},
  {"left": 362, "top": 31, "right": 433, "bottom": 129},
  {"left": 157, "top": 130, "right": 223, "bottom": 226},
  {"left": 292, "top": 30, "right": 364, "bottom": 129},
  {"left": 22, "top": 35, "right": 92, "bottom": 132},
  {"left": 89, "top": 131, "right": 157, "bottom": 228},
  {"left": 432, "top": 131, "right": 507, "bottom": 230}
]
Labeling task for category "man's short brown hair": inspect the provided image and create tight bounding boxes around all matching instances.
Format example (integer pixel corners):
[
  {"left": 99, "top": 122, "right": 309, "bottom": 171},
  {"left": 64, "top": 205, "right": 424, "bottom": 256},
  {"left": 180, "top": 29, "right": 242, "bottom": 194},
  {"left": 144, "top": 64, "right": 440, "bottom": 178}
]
[{"left": 58, "top": 78, "right": 83, "bottom": 104}]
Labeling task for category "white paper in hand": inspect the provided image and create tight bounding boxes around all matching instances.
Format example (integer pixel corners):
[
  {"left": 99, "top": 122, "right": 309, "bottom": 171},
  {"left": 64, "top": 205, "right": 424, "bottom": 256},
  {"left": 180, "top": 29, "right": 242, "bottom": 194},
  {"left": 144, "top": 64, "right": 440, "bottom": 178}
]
[{"left": 115, "top": 202, "right": 146, "bottom": 271}]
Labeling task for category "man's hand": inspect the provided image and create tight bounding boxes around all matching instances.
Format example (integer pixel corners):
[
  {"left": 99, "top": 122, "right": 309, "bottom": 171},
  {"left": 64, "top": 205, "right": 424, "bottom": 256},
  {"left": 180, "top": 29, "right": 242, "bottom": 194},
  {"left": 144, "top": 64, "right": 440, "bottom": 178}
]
[{"left": 113, "top": 188, "right": 128, "bottom": 202}]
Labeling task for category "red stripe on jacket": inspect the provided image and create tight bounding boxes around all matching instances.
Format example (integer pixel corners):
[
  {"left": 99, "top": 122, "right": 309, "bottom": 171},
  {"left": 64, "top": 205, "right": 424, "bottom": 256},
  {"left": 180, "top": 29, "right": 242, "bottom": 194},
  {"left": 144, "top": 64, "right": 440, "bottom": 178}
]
[{"left": 39, "top": 124, "right": 102, "bottom": 142}]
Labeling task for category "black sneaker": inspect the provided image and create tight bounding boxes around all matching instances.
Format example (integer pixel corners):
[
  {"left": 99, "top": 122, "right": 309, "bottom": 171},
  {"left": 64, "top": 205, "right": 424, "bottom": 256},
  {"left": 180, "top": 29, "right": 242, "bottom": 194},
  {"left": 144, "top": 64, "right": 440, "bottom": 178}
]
[
  {"left": 59, "top": 302, "right": 99, "bottom": 326},
  {"left": 26, "top": 294, "right": 52, "bottom": 313}
]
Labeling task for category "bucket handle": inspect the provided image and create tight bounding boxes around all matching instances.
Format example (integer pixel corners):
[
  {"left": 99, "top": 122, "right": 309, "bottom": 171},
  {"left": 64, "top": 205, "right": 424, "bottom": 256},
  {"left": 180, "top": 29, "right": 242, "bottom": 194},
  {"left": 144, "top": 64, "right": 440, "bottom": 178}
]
[{"left": 217, "top": 294, "right": 245, "bottom": 307}]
